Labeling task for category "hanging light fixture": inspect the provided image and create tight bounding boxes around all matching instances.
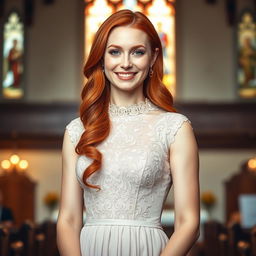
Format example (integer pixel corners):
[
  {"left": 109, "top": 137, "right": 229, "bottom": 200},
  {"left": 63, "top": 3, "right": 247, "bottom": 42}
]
[
  {"left": 1, "top": 154, "right": 29, "bottom": 173},
  {"left": 247, "top": 157, "right": 256, "bottom": 172}
]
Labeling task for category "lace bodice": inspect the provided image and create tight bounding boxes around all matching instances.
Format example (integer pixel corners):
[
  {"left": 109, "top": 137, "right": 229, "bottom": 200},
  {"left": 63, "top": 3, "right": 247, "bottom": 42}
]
[{"left": 66, "top": 104, "right": 190, "bottom": 224}]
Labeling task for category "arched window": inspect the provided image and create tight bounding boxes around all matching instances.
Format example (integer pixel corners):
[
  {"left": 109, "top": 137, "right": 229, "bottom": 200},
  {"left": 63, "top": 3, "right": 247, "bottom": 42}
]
[
  {"left": 84, "top": 0, "right": 176, "bottom": 96},
  {"left": 238, "top": 11, "right": 256, "bottom": 99},
  {"left": 2, "top": 11, "right": 24, "bottom": 99}
]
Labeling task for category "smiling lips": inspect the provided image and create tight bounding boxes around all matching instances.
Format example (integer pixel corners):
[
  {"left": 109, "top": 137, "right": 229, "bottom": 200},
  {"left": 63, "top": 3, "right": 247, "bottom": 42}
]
[{"left": 115, "top": 72, "right": 137, "bottom": 81}]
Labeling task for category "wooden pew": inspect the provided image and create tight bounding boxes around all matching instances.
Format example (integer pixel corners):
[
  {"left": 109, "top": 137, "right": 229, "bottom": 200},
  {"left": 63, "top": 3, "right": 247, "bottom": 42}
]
[
  {"left": 251, "top": 226, "right": 256, "bottom": 256},
  {"left": 35, "top": 233, "right": 46, "bottom": 256},
  {"left": 216, "top": 222, "right": 253, "bottom": 256},
  {"left": 202, "top": 220, "right": 256, "bottom": 256},
  {"left": 17, "top": 221, "right": 35, "bottom": 256},
  {"left": 39, "top": 220, "right": 59, "bottom": 256},
  {"left": 218, "top": 233, "right": 228, "bottom": 256},
  {"left": 227, "top": 222, "right": 243, "bottom": 256},
  {"left": 1, "top": 220, "right": 54, "bottom": 256},
  {"left": 0, "top": 226, "right": 9, "bottom": 256},
  {"left": 9, "top": 241, "right": 24, "bottom": 256},
  {"left": 203, "top": 220, "right": 225, "bottom": 256},
  {"left": 16, "top": 220, "right": 45, "bottom": 256},
  {"left": 237, "top": 240, "right": 250, "bottom": 256}
]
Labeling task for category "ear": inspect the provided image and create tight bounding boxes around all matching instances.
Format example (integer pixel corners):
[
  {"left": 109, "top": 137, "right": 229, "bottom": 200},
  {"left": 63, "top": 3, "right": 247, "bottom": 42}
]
[{"left": 150, "top": 48, "right": 159, "bottom": 67}]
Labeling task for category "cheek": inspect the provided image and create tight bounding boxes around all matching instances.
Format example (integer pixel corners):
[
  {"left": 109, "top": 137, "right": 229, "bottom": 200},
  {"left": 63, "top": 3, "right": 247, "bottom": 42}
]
[
  {"left": 134, "top": 56, "right": 151, "bottom": 70},
  {"left": 104, "top": 55, "right": 118, "bottom": 69}
]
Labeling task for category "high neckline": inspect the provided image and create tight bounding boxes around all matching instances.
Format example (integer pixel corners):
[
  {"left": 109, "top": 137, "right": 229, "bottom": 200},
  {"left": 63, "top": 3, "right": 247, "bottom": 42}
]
[{"left": 108, "top": 98, "right": 160, "bottom": 117}]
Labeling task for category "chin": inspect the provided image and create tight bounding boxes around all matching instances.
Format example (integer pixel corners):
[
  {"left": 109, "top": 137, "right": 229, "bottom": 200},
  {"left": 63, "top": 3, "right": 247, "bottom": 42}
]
[{"left": 111, "top": 82, "right": 143, "bottom": 92}]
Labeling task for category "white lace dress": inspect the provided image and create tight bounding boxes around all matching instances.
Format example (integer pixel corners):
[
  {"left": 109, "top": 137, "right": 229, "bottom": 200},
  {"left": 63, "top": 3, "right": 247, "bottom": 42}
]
[{"left": 66, "top": 99, "right": 190, "bottom": 256}]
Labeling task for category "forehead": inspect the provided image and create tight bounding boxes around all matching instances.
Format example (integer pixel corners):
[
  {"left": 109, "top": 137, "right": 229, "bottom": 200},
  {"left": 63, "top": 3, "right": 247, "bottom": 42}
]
[{"left": 106, "top": 26, "right": 150, "bottom": 48}]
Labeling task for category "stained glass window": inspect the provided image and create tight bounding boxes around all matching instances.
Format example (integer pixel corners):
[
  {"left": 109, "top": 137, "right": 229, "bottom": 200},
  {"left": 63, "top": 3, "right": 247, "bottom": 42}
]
[
  {"left": 238, "top": 11, "right": 256, "bottom": 98},
  {"left": 84, "top": 0, "right": 176, "bottom": 96},
  {"left": 2, "top": 12, "right": 24, "bottom": 99}
]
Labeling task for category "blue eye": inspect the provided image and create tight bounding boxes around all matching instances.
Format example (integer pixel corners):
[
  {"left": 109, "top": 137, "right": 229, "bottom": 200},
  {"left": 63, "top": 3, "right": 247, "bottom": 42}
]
[
  {"left": 108, "top": 48, "right": 145, "bottom": 56},
  {"left": 108, "top": 49, "right": 120, "bottom": 56},
  {"left": 133, "top": 49, "right": 145, "bottom": 56}
]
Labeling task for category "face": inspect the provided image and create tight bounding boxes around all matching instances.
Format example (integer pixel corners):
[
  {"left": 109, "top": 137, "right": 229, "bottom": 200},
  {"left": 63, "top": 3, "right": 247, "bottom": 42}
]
[{"left": 103, "top": 26, "right": 158, "bottom": 93}]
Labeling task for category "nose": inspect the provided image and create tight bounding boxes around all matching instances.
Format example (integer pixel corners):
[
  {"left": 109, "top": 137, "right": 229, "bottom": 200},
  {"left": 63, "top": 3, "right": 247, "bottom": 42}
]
[{"left": 120, "top": 53, "right": 132, "bottom": 69}]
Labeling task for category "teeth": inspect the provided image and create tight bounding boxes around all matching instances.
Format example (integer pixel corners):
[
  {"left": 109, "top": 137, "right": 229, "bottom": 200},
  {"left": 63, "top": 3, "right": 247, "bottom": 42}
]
[{"left": 118, "top": 73, "right": 134, "bottom": 77}]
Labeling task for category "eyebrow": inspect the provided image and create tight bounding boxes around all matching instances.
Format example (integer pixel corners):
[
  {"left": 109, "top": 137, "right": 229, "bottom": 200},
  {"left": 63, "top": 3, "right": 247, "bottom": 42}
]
[{"left": 107, "top": 44, "right": 146, "bottom": 49}]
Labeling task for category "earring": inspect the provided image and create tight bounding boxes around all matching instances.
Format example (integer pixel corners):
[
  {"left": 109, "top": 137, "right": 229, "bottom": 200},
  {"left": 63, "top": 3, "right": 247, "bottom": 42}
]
[
  {"left": 102, "top": 65, "right": 105, "bottom": 73},
  {"left": 149, "top": 67, "right": 153, "bottom": 77}
]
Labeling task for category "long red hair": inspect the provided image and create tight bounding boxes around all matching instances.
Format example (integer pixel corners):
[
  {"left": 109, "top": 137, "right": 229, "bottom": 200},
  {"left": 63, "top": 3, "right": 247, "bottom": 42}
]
[{"left": 76, "top": 9, "right": 176, "bottom": 190}]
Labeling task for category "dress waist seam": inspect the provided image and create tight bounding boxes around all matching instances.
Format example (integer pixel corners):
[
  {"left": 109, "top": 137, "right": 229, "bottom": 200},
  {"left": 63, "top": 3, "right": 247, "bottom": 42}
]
[{"left": 84, "top": 218, "right": 163, "bottom": 230}]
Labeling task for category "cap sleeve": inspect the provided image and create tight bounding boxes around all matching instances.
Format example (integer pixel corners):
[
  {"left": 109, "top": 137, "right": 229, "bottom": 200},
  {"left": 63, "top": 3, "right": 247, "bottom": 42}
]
[
  {"left": 165, "top": 112, "right": 192, "bottom": 146},
  {"left": 65, "top": 117, "right": 84, "bottom": 147}
]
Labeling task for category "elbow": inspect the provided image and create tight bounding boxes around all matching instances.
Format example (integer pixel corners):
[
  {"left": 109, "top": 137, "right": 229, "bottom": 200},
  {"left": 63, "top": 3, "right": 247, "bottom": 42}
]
[
  {"left": 176, "top": 217, "right": 200, "bottom": 241},
  {"left": 186, "top": 221, "right": 200, "bottom": 244},
  {"left": 183, "top": 219, "right": 200, "bottom": 242},
  {"left": 56, "top": 218, "right": 64, "bottom": 241},
  {"left": 194, "top": 225, "right": 200, "bottom": 241},
  {"left": 191, "top": 218, "right": 200, "bottom": 242},
  {"left": 189, "top": 216, "right": 200, "bottom": 240},
  {"left": 57, "top": 214, "right": 83, "bottom": 233}
]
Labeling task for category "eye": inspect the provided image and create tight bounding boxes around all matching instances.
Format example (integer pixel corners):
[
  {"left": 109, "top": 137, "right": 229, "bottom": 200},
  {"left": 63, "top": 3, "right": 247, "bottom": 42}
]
[
  {"left": 108, "top": 49, "right": 120, "bottom": 56},
  {"left": 132, "top": 49, "right": 145, "bottom": 56}
]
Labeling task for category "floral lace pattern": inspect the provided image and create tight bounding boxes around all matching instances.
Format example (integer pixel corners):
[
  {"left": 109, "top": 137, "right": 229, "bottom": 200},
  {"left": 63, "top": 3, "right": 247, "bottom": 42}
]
[
  {"left": 65, "top": 107, "right": 190, "bottom": 222},
  {"left": 108, "top": 97, "right": 160, "bottom": 117}
]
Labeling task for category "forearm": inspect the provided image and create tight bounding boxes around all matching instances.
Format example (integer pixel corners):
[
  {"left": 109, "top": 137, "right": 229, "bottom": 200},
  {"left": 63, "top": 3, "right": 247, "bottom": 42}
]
[
  {"left": 57, "top": 220, "right": 82, "bottom": 256},
  {"left": 161, "top": 223, "right": 199, "bottom": 256}
]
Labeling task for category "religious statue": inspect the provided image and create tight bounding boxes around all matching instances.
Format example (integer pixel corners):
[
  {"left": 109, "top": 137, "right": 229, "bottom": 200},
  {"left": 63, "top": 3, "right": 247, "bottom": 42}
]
[{"left": 7, "top": 39, "right": 23, "bottom": 88}]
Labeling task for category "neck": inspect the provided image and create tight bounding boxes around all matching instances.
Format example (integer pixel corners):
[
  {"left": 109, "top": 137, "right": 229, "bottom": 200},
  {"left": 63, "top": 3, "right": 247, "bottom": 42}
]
[
  {"left": 108, "top": 98, "right": 158, "bottom": 117},
  {"left": 109, "top": 88, "right": 145, "bottom": 107}
]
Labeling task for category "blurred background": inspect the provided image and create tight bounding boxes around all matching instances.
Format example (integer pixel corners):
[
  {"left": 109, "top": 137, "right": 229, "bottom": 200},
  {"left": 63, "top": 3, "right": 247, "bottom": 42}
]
[{"left": 0, "top": 0, "right": 256, "bottom": 255}]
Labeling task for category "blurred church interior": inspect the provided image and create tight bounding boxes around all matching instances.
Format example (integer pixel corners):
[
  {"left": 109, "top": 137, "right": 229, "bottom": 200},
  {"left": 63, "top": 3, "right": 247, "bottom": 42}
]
[{"left": 0, "top": 0, "right": 256, "bottom": 255}]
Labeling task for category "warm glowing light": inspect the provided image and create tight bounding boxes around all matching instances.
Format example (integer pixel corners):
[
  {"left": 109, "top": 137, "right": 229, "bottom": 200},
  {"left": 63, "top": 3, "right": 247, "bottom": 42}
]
[
  {"left": 88, "top": 0, "right": 113, "bottom": 16},
  {"left": 10, "top": 154, "right": 20, "bottom": 165},
  {"left": 148, "top": 0, "right": 173, "bottom": 15},
  {"left": 117, "top": 4, "right": 142, "bottom": 12},
  {"left": 19, "top": 160, "right": 28, "bottom": 170},
  {"left": 147, "top": 0, "right": 176, "bottom": 95},
  {"left": 117, "top": 0, "right": 142, "bottom": 11},
  {"left": 1, "top": 160, "right": 11, "bottom": 170},
  {"left": 248, "top": 158, "right": 256, "bottom": 171},
  {"left": 85, "top": 0, "right": 113, "bottom": 57}
]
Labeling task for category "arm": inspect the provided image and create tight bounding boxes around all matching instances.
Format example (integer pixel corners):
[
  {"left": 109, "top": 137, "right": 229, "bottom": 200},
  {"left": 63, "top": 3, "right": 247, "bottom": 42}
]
[
  {"left": 57, "top": 129, "right": 84, "bottom": 256},
  {"left": 161, "top": 121, "right": 200, "bottom": 256}
]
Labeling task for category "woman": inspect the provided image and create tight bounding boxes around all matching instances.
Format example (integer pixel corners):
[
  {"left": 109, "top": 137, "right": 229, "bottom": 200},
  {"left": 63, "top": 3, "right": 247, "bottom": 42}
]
[{"left": 57, "top": 9, "right": 200, "bottom": 256}]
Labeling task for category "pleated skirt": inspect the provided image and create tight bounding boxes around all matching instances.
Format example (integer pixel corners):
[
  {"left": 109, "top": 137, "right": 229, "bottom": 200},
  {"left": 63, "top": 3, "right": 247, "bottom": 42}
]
[{"left": 80, "top": 219, "right": 169, "bottom": 256}]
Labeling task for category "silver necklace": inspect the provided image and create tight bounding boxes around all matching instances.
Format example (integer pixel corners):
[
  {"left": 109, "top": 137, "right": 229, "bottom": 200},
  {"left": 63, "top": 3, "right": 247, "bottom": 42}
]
[{"left": 108, "top": 98, "right": 159, "bottom": 117}]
